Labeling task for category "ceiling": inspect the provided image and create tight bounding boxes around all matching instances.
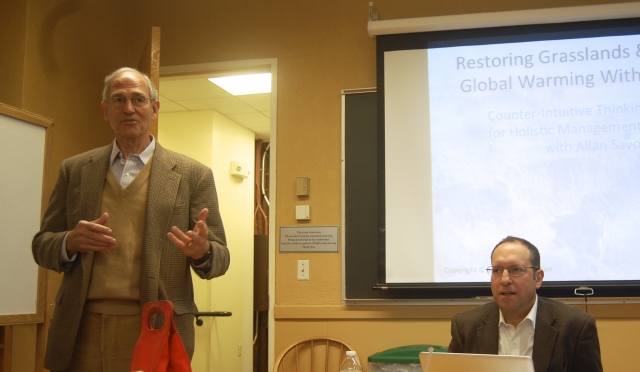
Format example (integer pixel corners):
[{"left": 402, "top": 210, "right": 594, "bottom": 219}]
[{"left": 158, "top": 74, "right": 271, "bottom": 141}]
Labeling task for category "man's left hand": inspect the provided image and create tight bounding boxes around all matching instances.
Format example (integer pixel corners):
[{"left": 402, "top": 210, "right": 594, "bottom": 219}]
[{"left": 167, "top": 208, "right": 210, "bottom": 260}]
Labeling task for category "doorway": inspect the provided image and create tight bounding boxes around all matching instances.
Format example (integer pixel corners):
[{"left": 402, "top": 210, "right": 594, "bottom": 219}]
[{"left": 158, "top": 59, "right": 277, "bottom": 372}]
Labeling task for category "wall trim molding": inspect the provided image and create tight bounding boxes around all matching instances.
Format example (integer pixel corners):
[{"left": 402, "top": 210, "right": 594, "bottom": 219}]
[
  {"left": 368, "top": 2, "right": 640, "bottom": 36},
  {"left": 275, "top": 302, "right": 640, "bottom": 319}
]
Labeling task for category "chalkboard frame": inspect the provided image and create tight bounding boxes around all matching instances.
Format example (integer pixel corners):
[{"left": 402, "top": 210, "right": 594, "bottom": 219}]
[
  {"left": 0, "top": 103, "right": 53, "bottom": 325},
  {"left": 342, "top": 89, "right": 489, "bottom": 302},
  {"left": 343, "top": 16, "right": 640, "bottom": 303}
]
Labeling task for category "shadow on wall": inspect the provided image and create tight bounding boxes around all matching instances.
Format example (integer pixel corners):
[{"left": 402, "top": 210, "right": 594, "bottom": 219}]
[{"left": 39, "top": 0, "right": 84, "bottom": 75}]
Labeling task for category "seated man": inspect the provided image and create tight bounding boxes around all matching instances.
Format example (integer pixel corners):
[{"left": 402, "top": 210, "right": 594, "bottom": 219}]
[{"left": 448, "top": 236, "right": 602, "bottom": 372}]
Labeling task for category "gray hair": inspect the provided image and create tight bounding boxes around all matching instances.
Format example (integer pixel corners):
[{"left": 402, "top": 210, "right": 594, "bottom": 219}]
[{"left": 102, "top": 67, "right": 158, "bottom": 102}]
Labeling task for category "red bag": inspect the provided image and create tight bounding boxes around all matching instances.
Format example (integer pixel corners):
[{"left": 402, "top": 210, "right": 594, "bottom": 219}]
[{"left": 130, "top": 300, "right": 193, "bottom": 372}]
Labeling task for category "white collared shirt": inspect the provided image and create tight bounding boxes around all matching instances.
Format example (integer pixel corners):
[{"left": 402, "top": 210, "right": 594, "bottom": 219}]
[
  {"left": 109, "top": 136, "right": 156, "bottom": 188},
  {"left": 498, "top": 295, "right": 539, "bottom": 357}
]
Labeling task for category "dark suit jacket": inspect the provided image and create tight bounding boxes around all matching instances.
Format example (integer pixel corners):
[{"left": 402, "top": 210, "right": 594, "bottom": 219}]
[
  {"left": 32, "top": 142, "right": 230, "bottom": 371},
  {"left": 448, "top": 297, "right": 602, "bottom": 372}
]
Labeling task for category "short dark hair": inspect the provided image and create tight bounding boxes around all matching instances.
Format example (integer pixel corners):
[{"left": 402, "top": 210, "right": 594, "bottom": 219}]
[{"left": 491, "top": 236, "right": 540, "bottom": 269}]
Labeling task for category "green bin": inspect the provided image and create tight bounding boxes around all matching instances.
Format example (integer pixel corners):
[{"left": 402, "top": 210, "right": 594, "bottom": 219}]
[{"left": 367, "top": 344, "right": 448, "bottom": 372}]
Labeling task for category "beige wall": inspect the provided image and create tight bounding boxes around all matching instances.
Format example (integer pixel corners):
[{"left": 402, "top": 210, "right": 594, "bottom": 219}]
[
  {"left": 6, "top": 0, "right": 640, "bottom": 371},
  {"left": 0, "top": 1, "right": 27, "bottom": 108},
  {"left": 10, "top": 324, "right": 35, "bottom": 372}
]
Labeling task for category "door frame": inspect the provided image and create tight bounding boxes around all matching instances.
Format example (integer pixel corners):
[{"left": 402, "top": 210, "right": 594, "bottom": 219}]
[{"left": 159, "top": 59, "right": 277, "bottom": 372}]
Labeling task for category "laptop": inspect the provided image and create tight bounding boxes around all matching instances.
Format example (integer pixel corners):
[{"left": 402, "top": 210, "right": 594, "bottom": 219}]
[{"left": 419, "top": 351, "right": 535, "bottom": 372}]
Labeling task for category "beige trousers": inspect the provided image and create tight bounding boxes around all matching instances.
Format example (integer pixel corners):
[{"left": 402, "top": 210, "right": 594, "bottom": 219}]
[{"left": 62, "top": 309, "right": 141, "bottom": 372}]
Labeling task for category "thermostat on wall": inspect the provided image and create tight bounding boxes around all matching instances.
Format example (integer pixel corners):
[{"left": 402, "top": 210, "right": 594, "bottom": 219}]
[{"left": 230, "top": 161, "right": 250, "bottom": 179}]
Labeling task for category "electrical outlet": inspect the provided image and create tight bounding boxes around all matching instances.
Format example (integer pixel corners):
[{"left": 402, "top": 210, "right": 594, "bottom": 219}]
[
  {"left": 238, "top": 343, "right": 242, "bottom": 356},
  {"left": 297, "top": 260, "right": 309, "bottom": 280}
]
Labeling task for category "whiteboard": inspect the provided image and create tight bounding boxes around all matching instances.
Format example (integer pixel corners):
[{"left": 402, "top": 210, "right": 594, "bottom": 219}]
[{"left": 0, "top": 103, "right": 52, "bottom": 325}]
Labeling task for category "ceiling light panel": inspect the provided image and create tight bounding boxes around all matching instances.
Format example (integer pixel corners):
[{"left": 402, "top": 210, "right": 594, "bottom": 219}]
[{"left": 209, "top": 73, "right": 272, "bottom": 96}]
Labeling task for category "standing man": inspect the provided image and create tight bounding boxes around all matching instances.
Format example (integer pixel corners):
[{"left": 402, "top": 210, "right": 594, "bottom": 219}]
[
  {"left": 32, "top": 67, "right": 230, "bottom": 372},
  {"left": 448, "top": 236, "right": 602, "bottom": 372}
]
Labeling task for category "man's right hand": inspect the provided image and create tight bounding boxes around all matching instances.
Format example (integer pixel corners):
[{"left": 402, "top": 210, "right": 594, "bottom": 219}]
[{"left": 66, "top": 212, "right": 117, "bottom": 256}]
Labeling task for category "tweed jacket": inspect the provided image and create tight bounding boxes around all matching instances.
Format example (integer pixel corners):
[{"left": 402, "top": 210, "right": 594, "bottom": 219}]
[
  {"left": 448, "top": 296, "right": 603, "bottom": 372},
  {"left": 32, "top": 142, "right": 230, "bottom": 371}
]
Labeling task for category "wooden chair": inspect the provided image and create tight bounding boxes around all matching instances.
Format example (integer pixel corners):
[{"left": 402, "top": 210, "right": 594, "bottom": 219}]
[{"left": 274, "top": 336, "right": 357, "bottom": 372}]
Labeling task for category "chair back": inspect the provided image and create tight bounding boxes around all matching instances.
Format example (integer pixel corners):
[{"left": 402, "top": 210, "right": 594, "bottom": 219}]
[{"left": 274, "top": 336, "right": 356, "bottom": 372}]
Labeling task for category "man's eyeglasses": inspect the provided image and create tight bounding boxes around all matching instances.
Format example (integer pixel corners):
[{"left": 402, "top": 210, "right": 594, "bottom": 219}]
[
  {"left": 107, "top": 95, "right": 152, "bottom": 108},
  {"left": 486, "top": 265, "right": 539, "bottom": 278}
]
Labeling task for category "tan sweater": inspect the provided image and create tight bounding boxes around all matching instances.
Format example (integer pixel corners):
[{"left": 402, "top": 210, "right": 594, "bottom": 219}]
[{"left": 85, "top": 158, "right": 152, "bottom": 315}]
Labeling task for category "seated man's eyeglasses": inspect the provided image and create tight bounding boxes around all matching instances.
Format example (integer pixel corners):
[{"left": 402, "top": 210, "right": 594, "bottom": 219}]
[
  {"left": 107, "top": 94, "right": 152, "bottom": 108},
  {"left": 486, "top": 265, "right": 539, "bottom": 277}
]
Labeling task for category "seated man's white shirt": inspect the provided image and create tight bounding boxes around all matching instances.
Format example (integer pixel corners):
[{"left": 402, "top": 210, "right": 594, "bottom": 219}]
[{"left": 498, "top": 295, "right": 539, "bottom": 357}]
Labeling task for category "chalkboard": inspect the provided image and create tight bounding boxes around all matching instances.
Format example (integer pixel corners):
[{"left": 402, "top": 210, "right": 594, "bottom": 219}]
[
  {"left": 0, "top": 103, "right": 52, "bottom": 325},
  {"left": 342, "top": 90, "right": 389, "bottom": 301},
  {"left": 342, "top": 90, "right": 490, "bottom": 302}
]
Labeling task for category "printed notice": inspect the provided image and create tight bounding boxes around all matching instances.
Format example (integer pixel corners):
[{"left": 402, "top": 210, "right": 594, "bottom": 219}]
[{"left": 279, "top": 226, "right": 339, "bottom": 252}]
